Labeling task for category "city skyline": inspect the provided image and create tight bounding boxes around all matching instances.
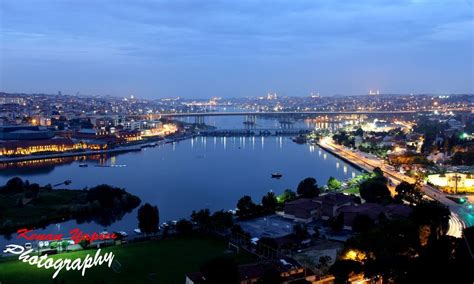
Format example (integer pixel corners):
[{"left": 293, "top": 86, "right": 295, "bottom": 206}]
[{"left": 1, "top": 0, "right": 473, "bottom": 98}]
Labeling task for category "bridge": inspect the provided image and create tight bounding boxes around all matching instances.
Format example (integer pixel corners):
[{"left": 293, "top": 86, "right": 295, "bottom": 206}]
[
  {"left": 154, "top": 110, "right": 418, "bottom": 125},
  {"left": 199, "top": 128, "right": 312, "bottom": 137},
  {"left": 159, "top": 110, "right": 417, "bottom": 117}
]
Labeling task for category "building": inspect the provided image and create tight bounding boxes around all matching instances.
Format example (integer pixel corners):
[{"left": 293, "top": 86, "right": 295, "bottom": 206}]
[
  {"left": 336, "top": 203, "right": 412, "bottom": 230},
  {"left": 282, "top": 199, "right": 321, "bottom": 223},
  {"left": 281, "top": 193, "right": 357, "bottom": 223},
  {"left": 0, "top": 126, "right": 55, "bottom": 140},
  {"left": 0, "top": 96, "right": 25, "bottom": 105},
  {"left": 0, "top": 138, "right": 79, "bottom": 156},
  {"left": 314, "top": 193, "right": 357, "bottom": 220},
  {"left": 427, "top": 172, "right": 474, "bottom": 193}
]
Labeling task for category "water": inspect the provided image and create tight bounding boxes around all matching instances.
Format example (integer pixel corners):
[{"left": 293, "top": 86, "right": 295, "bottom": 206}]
[{"left": 0, "top": 117, "right": 357, "bottom": 245}]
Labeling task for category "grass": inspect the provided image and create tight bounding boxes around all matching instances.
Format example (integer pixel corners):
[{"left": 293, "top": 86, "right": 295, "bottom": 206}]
[{"left": 0, "top": 237, "right": 255, "bottom": 284}]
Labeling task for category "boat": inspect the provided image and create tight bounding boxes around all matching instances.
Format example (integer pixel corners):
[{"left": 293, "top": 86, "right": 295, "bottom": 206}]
[
  {"left": 79, "top": 164, "right": 88, "bottom": 167},
  {"left": 271, "top": 172, "right": 283, "bottom": 178},
  {"left": 111, "top": 164, "right": 127, "bottom": 168},
  {"left": 133, "top": 228, "right": 142, "bottom": 235}
]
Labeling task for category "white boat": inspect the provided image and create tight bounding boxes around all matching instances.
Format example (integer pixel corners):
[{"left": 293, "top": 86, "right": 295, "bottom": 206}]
[{"left": 133, "top": 228, "right": 142, "bottom": 235}]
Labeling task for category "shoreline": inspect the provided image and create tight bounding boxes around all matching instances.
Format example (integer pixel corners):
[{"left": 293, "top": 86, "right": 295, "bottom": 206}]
[
  {"left": 0, "top": 134, "right": 197, "bottom": 164},
  {"left": 315, "top": 141, "right": 369, "bottom": 173}
]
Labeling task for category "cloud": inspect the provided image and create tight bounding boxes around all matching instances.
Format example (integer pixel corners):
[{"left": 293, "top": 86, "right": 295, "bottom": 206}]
[{"left": 0, "top": 0, "right": 472, "bottom": 97}]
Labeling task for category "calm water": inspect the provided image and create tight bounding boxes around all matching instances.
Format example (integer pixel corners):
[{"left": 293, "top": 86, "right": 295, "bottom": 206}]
[
  {"left": 0, "top": 136, "right": 359, "bottom": 244},
  {"left": 0, "top": 117, "right": 357, "bottom": 245}
]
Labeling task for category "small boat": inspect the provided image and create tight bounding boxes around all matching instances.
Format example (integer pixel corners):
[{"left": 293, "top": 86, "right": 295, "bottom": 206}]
[
  {"left": 133, "top": 228, "right": 142, "bottom": 235},
  {"left": 79, "top": 164, "right": 88, "bottom": 167},
  {"left": 271, "top": 172, "right": 283, "bottom": 178},
  {"left": 111, "top": 164, "right": 127, "bottom": 168}
]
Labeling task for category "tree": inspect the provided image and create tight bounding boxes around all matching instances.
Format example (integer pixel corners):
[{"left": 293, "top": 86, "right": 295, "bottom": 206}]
[
  {"left": 278, "top": 189, "right": 296, "bottom": 203},
  {"left": 411, "top": 201, "right": 450, "bottom": 242},
  {"left": 237, "top": 195, "right": 257, "bottom": 218},
  {"left": 355, "top": 128, "right": 364, "bottom": 137},
  {"left": 78, "top": 236, "right": 91, "bottom": 249},
  {"left": 329, "top": 260, "right": 362, "bottom": 284},
  {"left": 352, "top": 214, "right": 374, "bottom": 233},
  {"left": 176, "top": 219, "right": 193, "bottom": 236},
  {"left": 137, "top": 203, "right": 159, "bottom": 234},
  {"left": 373, "top": 167, "right": 384, "bottom": 178},
  {"left": 297, "top": 177, "right": 320, "bottom": 198},
  {"left": 211, "top": 210, "right": 234, "bottom": 230},
  {"left": 201, "top": 257, "right": 238, "bottom": 284},
  {"left": 327, "top": 176, "right": 342, "bottom": 191},
  {"left": 191, "top": 209, "right": 211, "bottom": 230},
  {"left": 395, "top": 181, "right": 422, "bottom": 204},
  {"left": 3, "top": 177, "right": 25, "bottom": 194},
  {"left": 359, "top": 179, "right": 391, "bottom": 204},
  {"left": 261, "top": 192, "right": 277, "bottom": 213}
]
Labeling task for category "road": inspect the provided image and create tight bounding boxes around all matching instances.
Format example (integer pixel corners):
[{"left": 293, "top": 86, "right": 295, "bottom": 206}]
[{"left": 318, "top": 137, "right": 472, "bottom": 238}]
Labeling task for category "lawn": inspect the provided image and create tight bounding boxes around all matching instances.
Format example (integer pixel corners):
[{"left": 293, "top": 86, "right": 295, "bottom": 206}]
[{"left": 0, "top": 237, "right": 255, "bottom": 284}]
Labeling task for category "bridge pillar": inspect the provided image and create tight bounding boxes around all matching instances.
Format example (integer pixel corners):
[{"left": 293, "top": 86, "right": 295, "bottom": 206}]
[
  {"left": 194, "top": 116, "right": 205, "bottom": 124},
  {"left": 243, "top": 115, "right": 257, "bottom": 128},
  {"left": 279, "top": 119, "right": 293, "bottom": 129}
]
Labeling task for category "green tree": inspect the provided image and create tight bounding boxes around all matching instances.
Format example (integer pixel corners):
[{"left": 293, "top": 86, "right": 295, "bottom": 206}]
[
  {"left": 297, "top": 177, "right": 320, "bottom": 198},
  {"left": 327, "top": 176, "right": 342, "bottom": 191},
  {"left": 78, "top": 237, "right": 91, "bottom": 249},
  {"left": 191, "top": 209, "right": 211, "bottom": 230},
  {"left": 359, "top": 179, "right": 391, "bottom": 204},
  {"left": 278, "top": 189, "right": 296, "bottom": 203},
  {"left": 395, "top": 181, "right": 422, "bottom": 204},
  {"left": 329, "top": 260, "right": 362, "bottom": 284},
  {"left": 211, "top": 210, "right": 234, "bottom": 230},
  {"left": 261, "top": 192, "right": 278, "bottom": 213},
  {"left": 176, "top": 219, "right": 193, "bottom": 236},
  {"left": 137, "top": 203, "right": 159, "bottom": 234},
  {"left": 412, "top": 201, "right": 450, "bottom": 242},
  {"left": 236, "top": 195, "right": 257, "bottom": 218}
]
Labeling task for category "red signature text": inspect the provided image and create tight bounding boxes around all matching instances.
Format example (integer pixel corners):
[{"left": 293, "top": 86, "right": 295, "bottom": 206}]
[{"left": 16, "top": 228, "right": 117, "bottom": 244}]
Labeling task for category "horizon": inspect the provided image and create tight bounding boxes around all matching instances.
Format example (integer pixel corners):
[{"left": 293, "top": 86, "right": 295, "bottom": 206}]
[
  {"left": 1, "top": 0, "right": 473, "bottom": 98},
  {"left": 1, "top": 91, "right": 474, "bottom": 101}
]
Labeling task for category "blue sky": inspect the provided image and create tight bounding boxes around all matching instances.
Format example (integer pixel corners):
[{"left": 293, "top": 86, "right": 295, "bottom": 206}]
[{"left": 0, "top": 0, "right": 473, "bottom": 98}]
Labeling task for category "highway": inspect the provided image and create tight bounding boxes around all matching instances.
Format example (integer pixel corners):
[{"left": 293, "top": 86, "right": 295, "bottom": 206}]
[{"left": 318, "top": 137, "right": 471, "bottom": 238}]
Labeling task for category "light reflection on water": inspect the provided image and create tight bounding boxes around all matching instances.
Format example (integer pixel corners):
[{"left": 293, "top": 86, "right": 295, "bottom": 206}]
[{"left": 0, "top": 120, "right": 358, "bottom": 245}]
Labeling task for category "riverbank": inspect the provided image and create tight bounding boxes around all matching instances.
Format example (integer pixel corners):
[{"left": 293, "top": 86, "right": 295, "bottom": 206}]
[
  {"left": 0, "top": 181, "right": 141, "bottom": 235},
  {"left": 0, "top": 133, "right": 197, "bottom": 164}
]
